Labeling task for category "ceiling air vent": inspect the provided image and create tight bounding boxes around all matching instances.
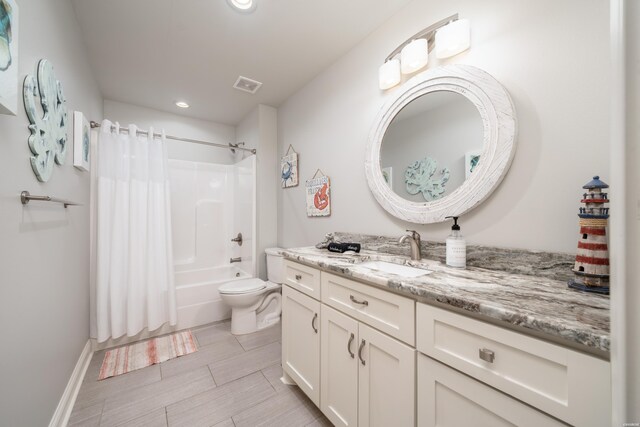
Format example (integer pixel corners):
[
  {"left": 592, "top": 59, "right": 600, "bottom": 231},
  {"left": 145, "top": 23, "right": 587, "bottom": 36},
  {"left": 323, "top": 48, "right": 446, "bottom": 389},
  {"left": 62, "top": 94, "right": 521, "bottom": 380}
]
[{"left": 233, "top": 76, "right": 263, "bottom": 94}]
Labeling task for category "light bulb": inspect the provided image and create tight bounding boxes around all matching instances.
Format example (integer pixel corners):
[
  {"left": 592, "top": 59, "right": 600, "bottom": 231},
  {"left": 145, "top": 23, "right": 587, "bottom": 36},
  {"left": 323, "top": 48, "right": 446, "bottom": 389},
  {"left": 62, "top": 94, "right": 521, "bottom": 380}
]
[
  {"left": 379, "top": 59, "right": 401, "bottom": 90},
  {"left": 435, "top": 19, "right": 471, "bottom": 59},
  {"left": 400, "top": 39, "right": 428, "bottom": 74},
  {"left": 226, "top": 0, "right": 256, "bottom": 13}
]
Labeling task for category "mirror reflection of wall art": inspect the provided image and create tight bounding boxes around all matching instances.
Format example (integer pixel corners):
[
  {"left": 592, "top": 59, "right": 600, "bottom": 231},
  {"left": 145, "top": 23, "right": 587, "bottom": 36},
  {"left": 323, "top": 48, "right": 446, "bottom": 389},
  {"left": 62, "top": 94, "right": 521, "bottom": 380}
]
[
  {"left": 281, "top": 144, "right": 299, "bottom": 188},
  {"left": 73, "top": 111, "right": 90, "bottom": 171},
  {"left": 23, "top": 59, "right": 68, "bottom": 182},
  {"left": 0, "top": 0, "right": 19, "bottom": 115},
  {"left": 382, "top": 167, "right": 393, "bottom": 188},
  {"left": 306, "top": 169, "right": 331, "bottom": 217},
  {"left": 465, "top": 150, "right": 481, "bottom": 179},
  {"left": 405, "top": 157, "right": 450, "bottom": 201}
]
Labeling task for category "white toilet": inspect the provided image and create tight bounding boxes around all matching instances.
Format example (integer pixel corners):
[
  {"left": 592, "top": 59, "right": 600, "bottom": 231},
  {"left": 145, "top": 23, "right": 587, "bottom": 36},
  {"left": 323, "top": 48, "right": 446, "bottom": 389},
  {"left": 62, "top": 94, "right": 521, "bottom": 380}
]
[{"left": 219, "top": 248, "right": 284, "bottom": 335}]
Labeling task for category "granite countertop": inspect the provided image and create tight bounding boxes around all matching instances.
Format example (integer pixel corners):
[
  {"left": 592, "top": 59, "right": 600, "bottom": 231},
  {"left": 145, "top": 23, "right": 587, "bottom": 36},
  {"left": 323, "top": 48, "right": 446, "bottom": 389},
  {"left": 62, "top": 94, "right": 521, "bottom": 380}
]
[{"left": 281, "top": 246, "right": 610, "bottom": 355}]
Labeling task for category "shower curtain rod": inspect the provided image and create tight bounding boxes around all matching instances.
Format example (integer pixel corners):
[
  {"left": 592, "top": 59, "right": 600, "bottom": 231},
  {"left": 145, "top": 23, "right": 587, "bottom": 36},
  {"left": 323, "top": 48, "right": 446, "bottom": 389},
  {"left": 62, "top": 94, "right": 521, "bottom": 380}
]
[{"left": 89, "top": 121, "right": 257, "bottom": 155}]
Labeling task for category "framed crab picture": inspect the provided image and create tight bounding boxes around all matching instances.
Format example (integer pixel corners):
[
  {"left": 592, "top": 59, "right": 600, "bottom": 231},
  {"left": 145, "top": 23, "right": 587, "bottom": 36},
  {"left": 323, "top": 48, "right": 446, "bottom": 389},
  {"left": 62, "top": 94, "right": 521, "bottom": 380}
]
[
  {"left": 306, "top": 171, "right": 331, "bottom": 217},
  {"left": 281, "top": 145, "right": 298, "bottom": 188}
]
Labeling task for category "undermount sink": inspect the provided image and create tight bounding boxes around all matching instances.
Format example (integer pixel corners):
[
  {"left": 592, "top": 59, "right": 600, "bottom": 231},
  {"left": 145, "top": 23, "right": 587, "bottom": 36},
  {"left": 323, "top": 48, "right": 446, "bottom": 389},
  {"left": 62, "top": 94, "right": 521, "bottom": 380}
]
[{"left": 358, "top": 261, "right": 433, "bottom": 278}]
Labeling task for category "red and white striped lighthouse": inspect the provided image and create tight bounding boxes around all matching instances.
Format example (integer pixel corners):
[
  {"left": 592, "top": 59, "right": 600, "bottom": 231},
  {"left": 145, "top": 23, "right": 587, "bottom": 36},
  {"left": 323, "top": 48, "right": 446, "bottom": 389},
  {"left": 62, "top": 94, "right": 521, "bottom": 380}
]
[{"left": 568, "top": 176, "right": 610, "bottom": 294}]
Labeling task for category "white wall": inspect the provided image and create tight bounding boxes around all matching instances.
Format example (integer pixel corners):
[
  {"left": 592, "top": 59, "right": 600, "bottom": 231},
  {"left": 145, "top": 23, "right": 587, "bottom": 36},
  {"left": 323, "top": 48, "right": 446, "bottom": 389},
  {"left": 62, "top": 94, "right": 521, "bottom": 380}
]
[
  {"left": 277, "top": 0, "right": 609, "bottom": 253},
  {"left": 104, "top": 99, "right": 236, "bottom": 164},
  {"left": 0, "top": 0, "right": 103, "bottom": 425},
  {"left": 237, "top": 105, "right": 278, "bottom": 280}
]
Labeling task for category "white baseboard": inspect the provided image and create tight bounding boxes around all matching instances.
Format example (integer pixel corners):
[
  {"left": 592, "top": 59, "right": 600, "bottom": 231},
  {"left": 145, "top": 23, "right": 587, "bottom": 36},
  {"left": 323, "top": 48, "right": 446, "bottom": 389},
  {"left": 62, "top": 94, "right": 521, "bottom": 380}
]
[{"left": 49, "top": 340, "right": 93, "bottom": 427}]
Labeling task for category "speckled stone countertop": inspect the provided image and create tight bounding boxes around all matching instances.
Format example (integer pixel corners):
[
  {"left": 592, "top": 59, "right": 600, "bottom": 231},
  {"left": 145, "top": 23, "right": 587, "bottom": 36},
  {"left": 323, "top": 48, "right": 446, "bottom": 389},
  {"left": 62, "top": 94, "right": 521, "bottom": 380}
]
[{"left": 281, "top": 246, "right": 610, "bottom": 355}]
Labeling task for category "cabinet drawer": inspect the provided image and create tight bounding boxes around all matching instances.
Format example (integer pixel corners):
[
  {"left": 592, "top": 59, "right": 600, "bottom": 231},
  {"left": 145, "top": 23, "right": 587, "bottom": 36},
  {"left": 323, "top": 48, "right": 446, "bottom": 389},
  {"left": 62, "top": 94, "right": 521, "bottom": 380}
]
[
  {"left": 284, "top": 259, "right": 321, "bottom": 299},
  {"left": 321, "top": 272, "right": 415, "bottom": 346},
  {"left": 418, "top": 354, "right": 565, "bottom": 427},
  {"left": 416, "top": 303, "right": 610, "bottom": 427}
]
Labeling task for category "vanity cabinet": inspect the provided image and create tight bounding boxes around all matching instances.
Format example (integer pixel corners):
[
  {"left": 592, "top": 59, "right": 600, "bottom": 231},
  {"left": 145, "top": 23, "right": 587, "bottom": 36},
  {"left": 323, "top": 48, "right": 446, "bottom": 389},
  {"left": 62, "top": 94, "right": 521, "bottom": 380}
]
[
  {"left": 282, "top": 259, "right": 611, "bottom": 427},
  {"left": 321, "top": 305, "right": 415, "bottom": 427},
  {"left": 416, "top": 303, "right": 611, "bottom": 427},
  {"left": 281, "top": 285, "right": 321, "bottom": 405}
]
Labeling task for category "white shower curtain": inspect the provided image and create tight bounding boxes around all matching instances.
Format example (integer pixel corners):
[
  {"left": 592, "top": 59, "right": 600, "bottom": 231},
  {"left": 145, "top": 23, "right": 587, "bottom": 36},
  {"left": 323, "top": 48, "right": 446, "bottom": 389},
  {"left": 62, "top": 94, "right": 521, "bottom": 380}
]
[{"left": 95, "top": 120, "right": 176, "bottom": 343}]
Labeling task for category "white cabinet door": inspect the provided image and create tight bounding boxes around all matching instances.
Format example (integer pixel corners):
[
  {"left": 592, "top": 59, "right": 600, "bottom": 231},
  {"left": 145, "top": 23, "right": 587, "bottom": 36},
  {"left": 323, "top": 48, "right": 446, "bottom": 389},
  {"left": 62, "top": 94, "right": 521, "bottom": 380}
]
[
  {"left": 358, "top": 323, "right": 415, "bottom": 427},
  {"left": 282, "top": 285, "right": 321, "bottom": 405},
  {"left": 418, "top": 354, "right": 565, "bottom": 427},
  {"left": 321, "top": 305, "right": 359, "bottom": 427}
]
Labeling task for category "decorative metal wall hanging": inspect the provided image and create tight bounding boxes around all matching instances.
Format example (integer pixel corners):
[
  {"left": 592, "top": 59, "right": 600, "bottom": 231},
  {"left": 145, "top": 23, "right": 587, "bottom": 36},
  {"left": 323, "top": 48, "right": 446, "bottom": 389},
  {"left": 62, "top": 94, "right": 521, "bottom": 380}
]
[
  {"left": 306, "top": 169, "right": 331, "bottom": 217},
  {"left": 23, "top": 59, "right": 68, "bottom": 182},
  {"left": 281, "top": 144, "right": 299, "bottom": 188},
  {"left": 405, "top": 157, "right": 450, "bottom": 201}
]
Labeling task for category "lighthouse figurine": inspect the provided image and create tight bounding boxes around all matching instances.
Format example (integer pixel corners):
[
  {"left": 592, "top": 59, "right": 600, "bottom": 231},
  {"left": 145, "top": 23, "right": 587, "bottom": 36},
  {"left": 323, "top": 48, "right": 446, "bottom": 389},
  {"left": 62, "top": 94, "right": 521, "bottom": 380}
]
[{"left": 568, "top": 176, "right": 610, "bottom": 294}]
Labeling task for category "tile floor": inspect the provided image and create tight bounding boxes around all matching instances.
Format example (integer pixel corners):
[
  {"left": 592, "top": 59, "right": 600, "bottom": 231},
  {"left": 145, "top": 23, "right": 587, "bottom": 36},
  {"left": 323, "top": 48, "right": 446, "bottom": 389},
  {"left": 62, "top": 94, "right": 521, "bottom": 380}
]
[{"left": 69, "top": 322, "right": 332, "bottom": 427}]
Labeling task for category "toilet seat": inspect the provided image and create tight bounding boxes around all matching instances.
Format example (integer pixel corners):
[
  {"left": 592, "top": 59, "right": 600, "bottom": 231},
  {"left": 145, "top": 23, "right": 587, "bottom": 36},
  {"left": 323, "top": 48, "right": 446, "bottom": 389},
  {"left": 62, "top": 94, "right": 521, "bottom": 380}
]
[{"left": 219, "top": 278, "right": 266, "bottom": 295}]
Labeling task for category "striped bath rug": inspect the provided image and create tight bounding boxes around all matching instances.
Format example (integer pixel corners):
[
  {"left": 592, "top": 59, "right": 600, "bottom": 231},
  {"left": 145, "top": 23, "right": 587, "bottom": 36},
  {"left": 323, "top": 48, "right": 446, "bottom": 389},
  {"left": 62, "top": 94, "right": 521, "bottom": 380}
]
[{"left": 98, "top": 330, "right": 198, "bottom": 380}]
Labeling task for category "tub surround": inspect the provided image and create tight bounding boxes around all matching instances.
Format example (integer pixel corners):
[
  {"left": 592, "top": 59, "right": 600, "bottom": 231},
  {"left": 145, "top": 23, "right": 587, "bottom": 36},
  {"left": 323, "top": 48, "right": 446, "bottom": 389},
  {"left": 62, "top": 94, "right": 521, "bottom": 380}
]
[{"left": 283, "top": 241, "right": 609, "bottom": 355}]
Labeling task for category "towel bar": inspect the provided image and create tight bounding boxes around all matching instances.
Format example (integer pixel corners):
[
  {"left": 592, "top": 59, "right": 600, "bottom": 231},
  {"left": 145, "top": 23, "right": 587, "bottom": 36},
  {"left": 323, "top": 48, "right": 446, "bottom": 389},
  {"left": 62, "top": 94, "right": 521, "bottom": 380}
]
[{"left": 20, "top": 191, "right": 81, "bottom": 208}]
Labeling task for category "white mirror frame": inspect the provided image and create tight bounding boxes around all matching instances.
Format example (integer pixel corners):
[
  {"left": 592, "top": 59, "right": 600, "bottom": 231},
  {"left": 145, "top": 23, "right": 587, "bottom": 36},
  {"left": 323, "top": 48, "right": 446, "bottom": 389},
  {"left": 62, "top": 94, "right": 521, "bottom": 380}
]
[{"left": 365, "top": 64, "right": 517, "bottom": 224}]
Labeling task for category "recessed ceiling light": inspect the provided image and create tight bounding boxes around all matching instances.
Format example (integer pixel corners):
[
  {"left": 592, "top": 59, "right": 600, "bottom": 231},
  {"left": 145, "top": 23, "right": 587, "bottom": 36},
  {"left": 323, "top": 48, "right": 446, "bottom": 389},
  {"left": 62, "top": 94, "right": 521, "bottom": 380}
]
[
  {"left": 226, "top": 0, "right": 256, "bottom": 13},
  {"left": 175, "top": 101, "right": 190, "bottom": 108}
]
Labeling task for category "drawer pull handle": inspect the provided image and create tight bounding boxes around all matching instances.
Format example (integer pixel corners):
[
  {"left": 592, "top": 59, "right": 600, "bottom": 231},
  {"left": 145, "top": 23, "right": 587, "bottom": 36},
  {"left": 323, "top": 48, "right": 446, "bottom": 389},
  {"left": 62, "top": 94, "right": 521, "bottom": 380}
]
[
  {"left": 350, "top": 295, "right": 369, "bottom": 306},
  {"left": 295, "top": 274, "right": 302, "bottom": 280},
  {"left": 348, "top": 333, "right": 355, "bottom": 358},
  {"left": 358, "top": 339, "right": 366, "bottom": 366},
  {"left": 311, "top": 313, "right": 318, "bottom": 333},
  {"left": 479, "top": 348, "right": 495, "bottom": 363}
]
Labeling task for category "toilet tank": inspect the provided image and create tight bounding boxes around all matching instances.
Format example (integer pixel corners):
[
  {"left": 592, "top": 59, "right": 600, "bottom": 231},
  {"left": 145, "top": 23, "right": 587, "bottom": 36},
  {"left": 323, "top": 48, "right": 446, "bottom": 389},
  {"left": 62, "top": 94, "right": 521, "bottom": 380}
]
[{"left": 265, "top": 247, "right": 285, "bottom": 284}]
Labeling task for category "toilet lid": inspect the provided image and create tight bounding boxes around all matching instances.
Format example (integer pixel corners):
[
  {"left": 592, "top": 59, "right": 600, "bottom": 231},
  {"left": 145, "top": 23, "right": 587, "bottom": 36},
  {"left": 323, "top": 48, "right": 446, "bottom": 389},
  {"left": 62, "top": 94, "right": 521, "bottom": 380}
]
[{"left": 219, "top": 278, "right": 267, "bottom": 295}]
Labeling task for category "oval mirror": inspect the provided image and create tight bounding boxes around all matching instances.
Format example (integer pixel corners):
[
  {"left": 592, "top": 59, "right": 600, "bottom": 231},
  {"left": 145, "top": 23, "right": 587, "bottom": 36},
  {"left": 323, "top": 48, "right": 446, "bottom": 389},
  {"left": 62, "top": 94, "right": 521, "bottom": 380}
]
[{"left": 365, "top": 65, "right": 517, "bottom": 223}]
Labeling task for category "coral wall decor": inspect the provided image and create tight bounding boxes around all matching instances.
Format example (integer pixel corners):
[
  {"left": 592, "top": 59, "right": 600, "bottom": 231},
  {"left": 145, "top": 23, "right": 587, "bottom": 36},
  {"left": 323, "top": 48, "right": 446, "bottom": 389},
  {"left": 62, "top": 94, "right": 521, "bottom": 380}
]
[
  {"left": 23, "top": 59, "right": 68, "bottom": 182},
  {"left": 405, "top": 157, "right": 450, "bottom": 201}
]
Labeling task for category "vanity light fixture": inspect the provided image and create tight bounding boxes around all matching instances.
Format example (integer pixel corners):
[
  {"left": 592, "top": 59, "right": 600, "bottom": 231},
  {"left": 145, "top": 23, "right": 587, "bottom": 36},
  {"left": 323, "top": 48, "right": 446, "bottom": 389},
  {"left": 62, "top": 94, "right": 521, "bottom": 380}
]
[
  {"left": 379, "top": 14, "right": 470, "bottom": 90},
  {"left": 175, "top": 101, "right": 190, "bottom": 108},
  {"left": 226, "top": 0, "right": 257, "bottom": 13}
]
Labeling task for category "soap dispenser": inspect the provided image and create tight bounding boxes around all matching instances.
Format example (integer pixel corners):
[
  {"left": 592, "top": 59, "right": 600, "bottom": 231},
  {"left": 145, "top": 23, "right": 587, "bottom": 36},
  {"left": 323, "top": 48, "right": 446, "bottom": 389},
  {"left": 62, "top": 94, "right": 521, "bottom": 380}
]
[{"left": 445, "top": 216, "right": 466, "bottom": 268}]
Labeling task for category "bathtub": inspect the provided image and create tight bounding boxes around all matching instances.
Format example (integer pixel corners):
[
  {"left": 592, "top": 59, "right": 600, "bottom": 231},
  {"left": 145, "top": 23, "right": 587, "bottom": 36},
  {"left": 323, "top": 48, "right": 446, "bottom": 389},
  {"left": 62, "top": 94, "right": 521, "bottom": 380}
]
[{"left": 175, "top": 265, "right": 252, "bottom": 329}]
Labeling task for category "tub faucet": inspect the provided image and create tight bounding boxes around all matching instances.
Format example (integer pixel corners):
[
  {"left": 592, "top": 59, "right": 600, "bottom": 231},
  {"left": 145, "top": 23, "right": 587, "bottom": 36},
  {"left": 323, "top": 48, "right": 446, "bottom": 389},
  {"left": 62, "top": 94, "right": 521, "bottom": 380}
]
[
  {"left": 230, "top": 257, "right": 242, "bottom": 263},
  {"left": 399, "top": 230, "right": 422, "bottom": 261},
  {"left": 231, "top": 233, "right": 243, "bottom": 246}
]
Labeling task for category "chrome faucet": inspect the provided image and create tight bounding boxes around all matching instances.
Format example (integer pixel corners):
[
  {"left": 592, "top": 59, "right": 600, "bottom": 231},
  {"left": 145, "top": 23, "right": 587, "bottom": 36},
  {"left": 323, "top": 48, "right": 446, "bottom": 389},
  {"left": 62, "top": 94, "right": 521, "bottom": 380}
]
[
  {"left": 399, "top": 230, "right": 422, "bottom": 261},
  {"left": 230, "top": 257, "right": 242, "bottom": 263}
]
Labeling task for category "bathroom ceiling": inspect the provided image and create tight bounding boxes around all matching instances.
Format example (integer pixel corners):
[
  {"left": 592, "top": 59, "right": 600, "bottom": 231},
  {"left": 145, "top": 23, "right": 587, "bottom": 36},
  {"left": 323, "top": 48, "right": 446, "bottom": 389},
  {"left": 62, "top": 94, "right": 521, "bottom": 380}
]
[{"left": 71, "top": 0, "right": 411, "bottom": 125}]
